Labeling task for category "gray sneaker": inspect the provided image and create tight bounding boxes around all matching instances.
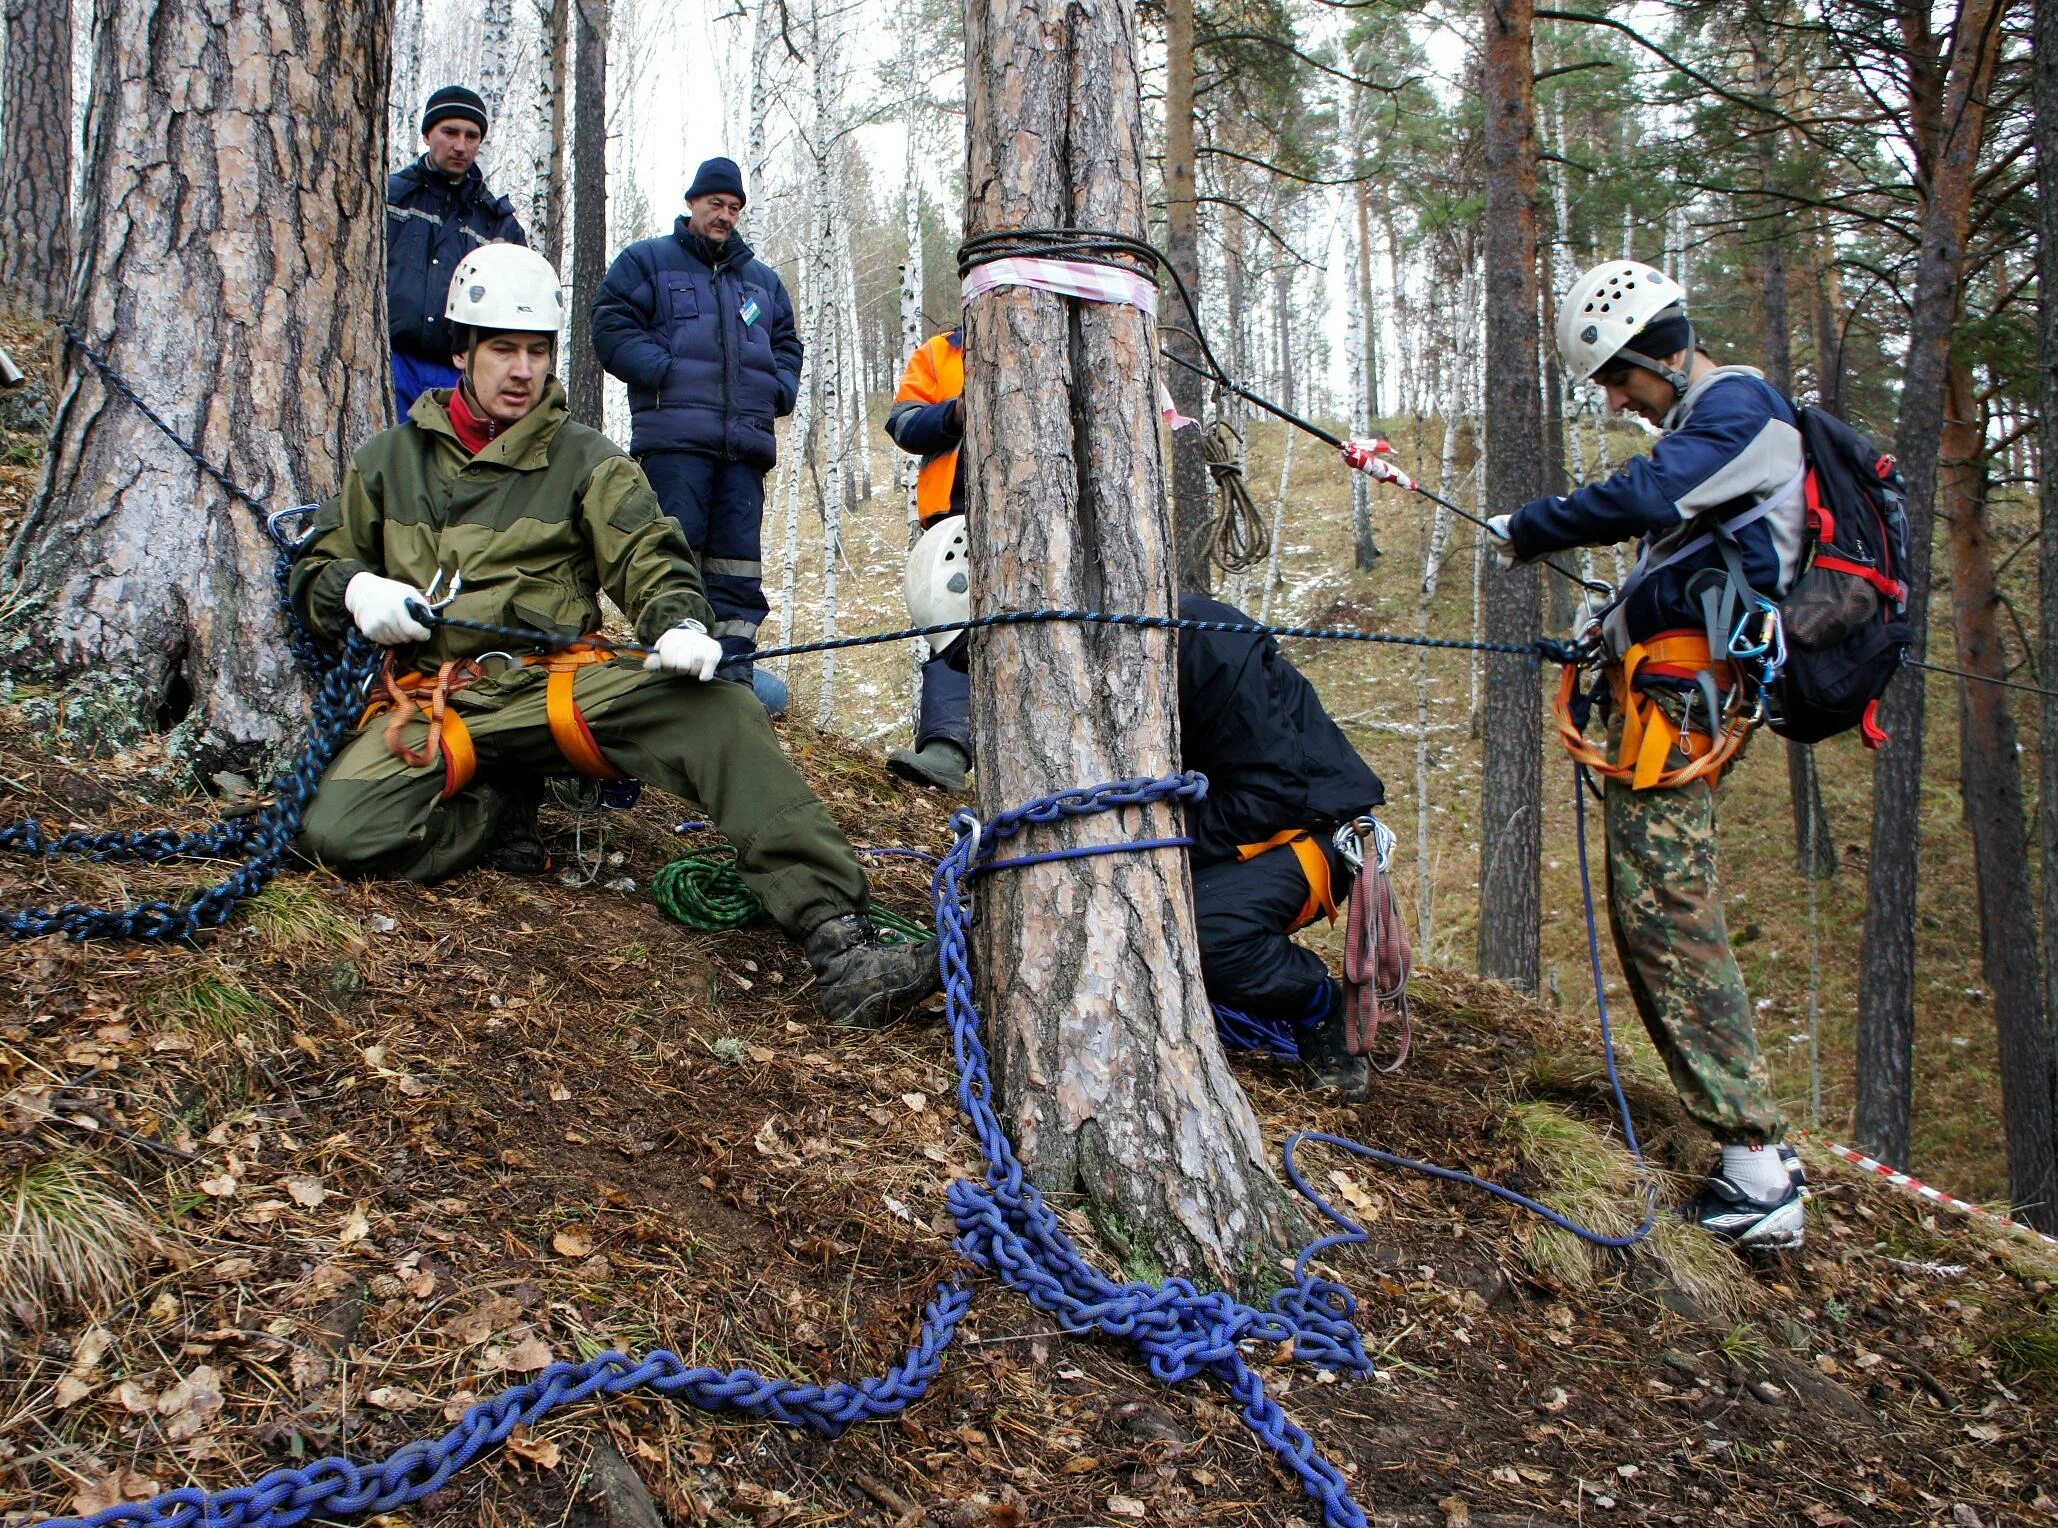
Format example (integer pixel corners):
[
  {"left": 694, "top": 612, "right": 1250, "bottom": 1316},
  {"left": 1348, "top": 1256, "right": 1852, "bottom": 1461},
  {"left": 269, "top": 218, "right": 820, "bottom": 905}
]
[
  {"left": 803, "top": 914, "right": 941, "bottom": 1026},
  {"left": 887, "top": 740, "right": 971, "bottom": 793}
]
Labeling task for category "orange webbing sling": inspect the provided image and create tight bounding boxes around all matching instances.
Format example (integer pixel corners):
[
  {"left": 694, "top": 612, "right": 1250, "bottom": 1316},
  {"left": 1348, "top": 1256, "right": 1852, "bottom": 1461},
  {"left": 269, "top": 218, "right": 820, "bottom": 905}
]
[
  {"left": 535, "top": 646, "right": 629, "bottom": 782},
  {"left": 1234, "top": 829, "right": 1339, "bottom": 934},
  {"left": 1553, "top": 632, "right": 1752, "bottom": 791},
  {"left": 362, "top": 657, "right": 484, "bottom": 799}
]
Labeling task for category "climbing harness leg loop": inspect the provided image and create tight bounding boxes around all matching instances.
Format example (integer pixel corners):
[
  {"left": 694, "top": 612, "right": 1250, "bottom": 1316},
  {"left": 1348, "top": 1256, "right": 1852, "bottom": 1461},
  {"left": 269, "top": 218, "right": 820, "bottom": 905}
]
[{"left": 1234, "top": 829, "right": 1337, "bottom": 933}]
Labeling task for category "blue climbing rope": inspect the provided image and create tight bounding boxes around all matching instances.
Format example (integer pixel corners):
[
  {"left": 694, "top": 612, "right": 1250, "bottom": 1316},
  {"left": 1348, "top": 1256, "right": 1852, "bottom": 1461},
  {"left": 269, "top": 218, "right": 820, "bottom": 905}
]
[{"left": 35, "top": 775, "right": 1382, "bottom": 1528}]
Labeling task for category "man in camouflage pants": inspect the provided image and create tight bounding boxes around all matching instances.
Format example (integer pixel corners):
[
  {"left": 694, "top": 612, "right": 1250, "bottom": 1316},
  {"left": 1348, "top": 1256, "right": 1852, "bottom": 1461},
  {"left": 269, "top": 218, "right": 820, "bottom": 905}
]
[
  {"left": 1486, "top": 258, "right": 1806, "bottom": 1249},
  {"left": 292, "top": 245, "right": 938, "bottom": 1028}
]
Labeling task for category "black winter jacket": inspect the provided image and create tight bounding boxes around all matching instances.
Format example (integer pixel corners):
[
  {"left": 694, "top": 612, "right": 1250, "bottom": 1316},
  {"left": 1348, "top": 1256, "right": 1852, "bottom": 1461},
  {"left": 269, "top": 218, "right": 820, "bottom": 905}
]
[{"left": 385, "top": 158, "right": 528, "bottom": 361}]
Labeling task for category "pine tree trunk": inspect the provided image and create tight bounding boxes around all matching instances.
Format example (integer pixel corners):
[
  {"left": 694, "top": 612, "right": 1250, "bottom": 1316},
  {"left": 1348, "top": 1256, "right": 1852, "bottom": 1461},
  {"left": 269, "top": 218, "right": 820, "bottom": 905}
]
[
  {"left": 1811, "top": 220, "right": 1844, "bottom": 413},
  {"left": 1476, "top": 0, "right": 1543, "bottom": 993},
  {"left": 0, "top": 0, "right": 73, "bottom": 317},
  {"left": 2036, "top": 0, "right": 2058, "bottom": 1187},
  {"left": 962, "top": 0, "right": 1304, "bottom": 1288},
  {"left": 1944, "top": 362, "right": 2057, "bottom": 1231},
  {"left": 1163, "top": 0, "right": 1211, "bottom": 595},
  {"left": 1854, "top": 0, "right": 2003, "bottom": 1166},
  {"left": 565, "top": 0, "right": 608, "bottom": 426},
  {"left": 2, "top": 0, "right": 388, "bottom": 762}
]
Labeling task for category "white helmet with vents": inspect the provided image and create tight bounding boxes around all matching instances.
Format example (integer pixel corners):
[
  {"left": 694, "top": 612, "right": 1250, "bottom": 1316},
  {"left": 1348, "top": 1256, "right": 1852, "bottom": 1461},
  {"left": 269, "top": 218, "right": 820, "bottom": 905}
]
[
  {"left": 1558, "top": 260, "right": 1692, "bottom": 389},
  {"left": 446, "top": 243, "right": 566, "bottom": 335},
  {"left": 905, "top": 514, "right": 972, "bottom": 655}
]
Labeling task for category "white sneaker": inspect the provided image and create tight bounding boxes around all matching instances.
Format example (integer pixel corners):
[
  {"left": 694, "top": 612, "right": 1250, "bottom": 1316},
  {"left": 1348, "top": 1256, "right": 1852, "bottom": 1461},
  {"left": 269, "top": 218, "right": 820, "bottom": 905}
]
[{"left": 1685, "top": 1171, "right": 1807, "bottom": 1250}]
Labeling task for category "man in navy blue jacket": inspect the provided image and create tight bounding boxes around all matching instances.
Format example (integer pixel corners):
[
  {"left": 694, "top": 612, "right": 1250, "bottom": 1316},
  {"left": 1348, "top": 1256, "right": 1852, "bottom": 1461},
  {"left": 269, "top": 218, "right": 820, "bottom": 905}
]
[
  {"left": 1490, "top": 260, "right": 1810, "bottom": 1250},
  {"left": 386, "top": 86, "right": 528, "bottom": 412},
  {"left": 590, "top": 157, "right": 802, "bottom": 695}
]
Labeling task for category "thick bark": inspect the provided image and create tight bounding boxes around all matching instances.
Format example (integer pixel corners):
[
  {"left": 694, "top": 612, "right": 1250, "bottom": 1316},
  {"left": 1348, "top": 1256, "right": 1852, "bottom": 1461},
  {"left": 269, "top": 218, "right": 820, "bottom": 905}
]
[
  {"left": 1853, "top": 0, "right": 2002, "bottom": 1166},
  {"left": 3, "top": 0, "right": 387, "bottom": 759},
  {"left": 0, "top": 0, "right": 74, "bottom": 316},
  {"left": 1476, "top": 0, "right": 1543, "bottom": 993},
  {"left": 1163, "top": 0, "right": 1211, "bottom": 594},
  {"left": 2039, "top": 0, "right": 2058, "bottom": 1182},
  {"left": 1944, "top": 362, "right": 2057, "bottom": 1231},
  {"left": 963, "top": 0, "right": 1303, "bottom": 1288},
  {"left": 566, "top": 0, "right": 607, "bottom": 426}
]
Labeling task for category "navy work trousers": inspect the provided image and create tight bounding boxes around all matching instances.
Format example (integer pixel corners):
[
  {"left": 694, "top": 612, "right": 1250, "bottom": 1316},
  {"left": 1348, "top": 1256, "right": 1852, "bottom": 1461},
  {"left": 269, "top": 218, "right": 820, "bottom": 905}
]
[{"left": 640, "top": 450, "right": 771, "bottom": 679}]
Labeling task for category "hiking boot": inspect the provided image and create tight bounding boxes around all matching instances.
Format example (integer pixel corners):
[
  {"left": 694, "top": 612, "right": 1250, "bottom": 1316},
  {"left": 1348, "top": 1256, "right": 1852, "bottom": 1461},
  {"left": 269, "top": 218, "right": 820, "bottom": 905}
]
[
  {"left": 1777, "top": 1143, "right": 1810, "bottom": 1199},
  {"left": 887, "top": 739, "right": 971, "bottom": 793},
  {"left": 484, "top": 787, "right": 552, "bottom": 876},
  {"left": 1300, "top": 1002, "right": 1370, "bottom": 1103},
  {"left": 804, "top": 913, "right": 941, "bottom": 1026},
  {"left": 1683, "top": 1171, "right": 1807, "bottom": 1250}
]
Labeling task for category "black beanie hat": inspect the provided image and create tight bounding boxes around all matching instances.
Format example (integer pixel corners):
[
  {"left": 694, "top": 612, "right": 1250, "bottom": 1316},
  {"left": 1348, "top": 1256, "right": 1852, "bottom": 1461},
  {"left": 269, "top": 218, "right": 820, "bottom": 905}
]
[
  {"left": 422, "top": 85, "right": 489, "bottom": 137},
  {"left": 1619, "top": 309, "right": 1694, "bottom": 367},
  {"left": 685, "top": 156, "right": 747, "bottom": 205}
]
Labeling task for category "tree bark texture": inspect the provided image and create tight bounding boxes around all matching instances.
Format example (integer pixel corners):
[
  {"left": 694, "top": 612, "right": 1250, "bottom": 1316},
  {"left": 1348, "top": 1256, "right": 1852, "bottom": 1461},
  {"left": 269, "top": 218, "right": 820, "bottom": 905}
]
[
  {"left": 1852, "top": 0, "right": 2003, "bottom": 1167},
  {"left": 532, "top": 0, "right": 570, "bottom": 270},
  {"left": 1162, "top": 0, "right": 1211, "bottom": 594},
  {"left": 1476, "top": 0, "right": 1543, "bottom": 993},
  {"left": 3, "top": 0, "right": 389, "bottom": 758},
  {"left": 2038, "top": 0, "right": 2058, "bottom": 1183},
  {"left": 566, "top": 0, "right": 608, "bottom": 426},
  {"left": 962, "top": 0, "right": 1303, "bottom": 1289},
  {"left": 0, "top": 0, "right": 74, "bottom": 316},
  {"left": 1349, "top": 180, "right": 1380, "bottom": 571},
  {"left": 1943, "top": 361, "right": 2058, "bottom": 1232}
]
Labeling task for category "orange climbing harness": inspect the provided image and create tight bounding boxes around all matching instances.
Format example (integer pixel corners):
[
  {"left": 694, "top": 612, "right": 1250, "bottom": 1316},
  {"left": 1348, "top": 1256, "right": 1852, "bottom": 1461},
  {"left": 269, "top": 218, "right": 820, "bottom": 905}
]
[
  {"left": 1553, "top": 630, "right": 1756, "bottom": 790},
  {"left": 1234, "top": 829, "right": 1338, "bottom": 934},
  {"left": 363, "top": 640, "right": 630, "bottom": 795}
]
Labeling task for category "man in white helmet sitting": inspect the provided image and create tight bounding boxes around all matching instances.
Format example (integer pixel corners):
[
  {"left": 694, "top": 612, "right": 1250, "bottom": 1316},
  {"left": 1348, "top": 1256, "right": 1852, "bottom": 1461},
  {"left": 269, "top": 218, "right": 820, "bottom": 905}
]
[
  {"left": 1483, "top": 260, "right": 1809, "bottom": 1249},
  {"left": 289, "top": 245, "right": 940, "bottom": 1028}
]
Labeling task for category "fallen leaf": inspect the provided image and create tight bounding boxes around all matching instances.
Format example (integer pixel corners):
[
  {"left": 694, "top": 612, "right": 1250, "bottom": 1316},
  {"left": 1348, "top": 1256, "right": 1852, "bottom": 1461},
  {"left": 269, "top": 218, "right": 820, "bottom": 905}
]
[
  {"left": 158, "top": 1364, "right": 224, "bottom": 1443},
  {"left": 286, "top": 1177, "right": 327, "bottom": 1208},
  {"left": 442, "top": 1295, "right": 523, "bottom": 1345},
  {"left": 747, "top": 1045, "right": 777, "bottom": 1064},
  {"left": 1439, "top": 1495, "right": 1472, "bottom": 1528},
  {"left": 551, "top": 1227, "right": 594, "bottom": 1258},
  {"left": 71, "top": 1471, "right": 162, "bottom": 1515},
  {"left": 1105, "top": 1497, "right": 1148, "bottom": 1519},
  {"left": 290, "top": 1033, "right": 321, "bottom": 1060},
  {"left": 547, "top": 1082, "right": 571, "bottom": 1102},
  {"left": 70, "top": 1327, "right": 113, "bottom": 1374},
  {"left": 337, "top": 1206, "right": 371, "bottom": 1247},
  {"left": 199, "top": 1172, "right": 239, "bottom": 1198},
  {"left": 365, "top": 1386, "right": 433, "bottom": 1411},
  {"left": 1536, "top": 1387, "right": 1571, "bottom": 1414},
  {"left": 502, "top": 1336, "right": 553, "bottom": 1372},
  {"left": 901, "top": 1091, "right": 928, "bottom": 1112},
  {"left": 52, "top": 1375, "right": 94, "bottom": 1409},
  {"left": 506, "top": 1428, "right": 561, "bottom": 1468},
  {"left": 1963, "top": 1422, "right": 2004, "bottom": 1443},
  {"left": 114, "top": 1381, "right": 155, "bottom": 1413}
]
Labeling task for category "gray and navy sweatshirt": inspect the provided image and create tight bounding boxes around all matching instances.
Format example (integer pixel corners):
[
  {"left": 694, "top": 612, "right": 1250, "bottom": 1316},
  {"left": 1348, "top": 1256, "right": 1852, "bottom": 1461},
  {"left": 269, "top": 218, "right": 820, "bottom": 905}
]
[{"left": 1506, "top": 365, "right": 1808, "bottom": 653}]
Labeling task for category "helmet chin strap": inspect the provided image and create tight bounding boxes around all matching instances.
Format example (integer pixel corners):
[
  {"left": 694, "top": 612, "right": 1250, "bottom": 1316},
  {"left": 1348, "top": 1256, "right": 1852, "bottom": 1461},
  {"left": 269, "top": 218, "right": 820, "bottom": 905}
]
[{"left": 1607, "top": 311, "right": 1696, "bottom": 397}]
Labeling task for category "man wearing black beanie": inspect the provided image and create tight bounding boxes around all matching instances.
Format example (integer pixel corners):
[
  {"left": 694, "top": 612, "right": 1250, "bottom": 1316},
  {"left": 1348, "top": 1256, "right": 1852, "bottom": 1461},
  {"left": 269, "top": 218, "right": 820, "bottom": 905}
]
[
  {"left": 591, "top": 156, "right": 802, "bottom": 710},
  {"left": 386, "top": 85, "right": 529, "bottom": 413}
]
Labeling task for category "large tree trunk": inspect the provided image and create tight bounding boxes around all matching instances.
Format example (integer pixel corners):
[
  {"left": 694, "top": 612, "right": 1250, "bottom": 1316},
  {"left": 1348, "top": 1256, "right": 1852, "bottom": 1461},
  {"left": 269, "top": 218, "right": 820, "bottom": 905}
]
[
  {"left": 2, "top": 0, "right": 388, "bottom": 761},
  {"left": 1163, "top": 0, "right": 1211, "bottom": 594},
  {"left": 1476, "top": 0, "right": 1543, "bottom": 993},
  {"left": 1944, "top": 362, "right": 2058, "bottom": 1231},
  {"left": 962, "top": 0, "right": 1303, "bottom": 1288},
  {"left": 566, "top": 0, "right": 608, "bottom": 426},
  {"left": 0, "top": 0, "right": 73, "bottom": 317},
  {"left": 2037, "top": 0, "right": 2058, "bottom": 1193},
  {"left": 1853, "top": 0, "right": 2002, "bottom": 1166}
]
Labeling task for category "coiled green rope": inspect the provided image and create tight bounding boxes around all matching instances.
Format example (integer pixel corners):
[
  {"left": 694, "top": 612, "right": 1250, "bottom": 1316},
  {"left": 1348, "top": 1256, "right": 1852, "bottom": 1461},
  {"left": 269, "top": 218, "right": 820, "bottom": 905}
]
[{"left": 653, "top": 843, "right": 929, "bottom": 943}]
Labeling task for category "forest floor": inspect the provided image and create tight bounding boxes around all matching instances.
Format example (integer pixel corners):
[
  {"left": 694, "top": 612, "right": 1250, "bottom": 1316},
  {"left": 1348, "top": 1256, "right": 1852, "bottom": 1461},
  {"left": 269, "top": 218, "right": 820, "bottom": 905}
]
[{"left": 2, "top": 347, "right": 2055, "bottom": 1525}]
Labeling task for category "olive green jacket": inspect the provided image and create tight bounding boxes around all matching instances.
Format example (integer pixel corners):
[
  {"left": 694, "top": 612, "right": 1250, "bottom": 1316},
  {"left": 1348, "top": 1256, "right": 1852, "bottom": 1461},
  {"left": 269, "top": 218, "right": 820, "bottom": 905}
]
[{"left": 291, "top": 380, "right": 714, "bottom": 664}]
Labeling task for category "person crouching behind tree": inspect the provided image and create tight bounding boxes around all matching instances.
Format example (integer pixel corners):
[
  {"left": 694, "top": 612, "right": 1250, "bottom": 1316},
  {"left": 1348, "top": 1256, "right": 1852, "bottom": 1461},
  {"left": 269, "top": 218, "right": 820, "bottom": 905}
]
[
  {"left": 290, "top": 245, "right": 939, "bottom": 1028},
  {"left": 590, "top": 156, "right": 799, "bottom": 714},
  {"left": 386, "top": 85, "right": 528, "bottom": 413},
  {"left": 1484, "top": 259, "right": 1808, "bottom": 1249}
]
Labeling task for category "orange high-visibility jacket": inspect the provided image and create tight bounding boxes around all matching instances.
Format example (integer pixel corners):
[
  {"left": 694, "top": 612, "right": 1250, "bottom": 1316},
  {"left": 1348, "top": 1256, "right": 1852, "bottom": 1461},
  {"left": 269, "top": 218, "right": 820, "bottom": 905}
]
[{"left": 885, "top": 331, "right": 965, "bottom": 525}]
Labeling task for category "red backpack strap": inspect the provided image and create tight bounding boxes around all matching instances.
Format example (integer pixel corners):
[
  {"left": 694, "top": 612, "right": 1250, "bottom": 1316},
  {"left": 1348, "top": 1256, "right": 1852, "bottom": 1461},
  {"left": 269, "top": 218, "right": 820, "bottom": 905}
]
[{"left": 1861, "top": 699, "right": 1889, "bottom": 749}]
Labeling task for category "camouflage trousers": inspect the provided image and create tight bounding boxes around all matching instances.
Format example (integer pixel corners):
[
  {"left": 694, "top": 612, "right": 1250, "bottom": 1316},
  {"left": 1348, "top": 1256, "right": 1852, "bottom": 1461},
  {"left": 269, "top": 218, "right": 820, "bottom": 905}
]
[{"left": 1603, "top": 718, "right": 1786, "bottom": 1145}]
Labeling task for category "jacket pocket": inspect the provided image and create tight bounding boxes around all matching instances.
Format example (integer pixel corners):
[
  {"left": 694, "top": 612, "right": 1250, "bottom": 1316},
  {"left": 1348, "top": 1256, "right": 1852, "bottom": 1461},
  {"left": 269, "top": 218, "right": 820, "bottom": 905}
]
[{"left": 663, "top": 279, "right": 702, "bottom": 327}]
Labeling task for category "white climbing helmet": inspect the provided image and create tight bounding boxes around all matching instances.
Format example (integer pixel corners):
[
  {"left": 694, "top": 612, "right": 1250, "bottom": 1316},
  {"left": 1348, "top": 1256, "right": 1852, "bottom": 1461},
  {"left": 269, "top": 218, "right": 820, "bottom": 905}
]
[
  {"left": 1557, "top": 260, "right": 1692, "bottom": 389},
  {"left": 905, "top": 515, "right": 972, "bottom": 655},
  {"left": 446, "top": 243, "right": 566, "bottom": 335}
]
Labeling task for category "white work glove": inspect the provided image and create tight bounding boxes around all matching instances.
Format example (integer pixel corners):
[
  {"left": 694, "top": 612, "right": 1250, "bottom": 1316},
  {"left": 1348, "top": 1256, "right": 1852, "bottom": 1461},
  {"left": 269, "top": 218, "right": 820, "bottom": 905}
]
[
  {"left": 1485, "top": 515, "right": 1521, "bottom": 569},
  {"left": 344, "top": 571, "right": 434, "bottom": 646},
  {"left": 643, "top": 622, "right": 723, "bottom": 681}
]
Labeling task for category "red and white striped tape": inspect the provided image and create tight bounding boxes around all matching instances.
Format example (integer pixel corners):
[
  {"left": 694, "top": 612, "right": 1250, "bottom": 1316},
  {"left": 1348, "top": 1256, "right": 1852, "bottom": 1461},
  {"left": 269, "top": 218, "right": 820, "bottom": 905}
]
[
  {"left": 1802, "top": 1134, "right": 2058, "bottom": 1250},
  {"left": 961, "top": 255, "right": 1160, "bottom": 316}
]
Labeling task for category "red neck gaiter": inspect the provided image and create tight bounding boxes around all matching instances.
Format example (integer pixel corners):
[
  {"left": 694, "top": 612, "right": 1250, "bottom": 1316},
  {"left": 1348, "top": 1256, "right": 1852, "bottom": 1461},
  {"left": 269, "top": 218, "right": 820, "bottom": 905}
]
[{"left": 447, "top": 383, "right": 502, "bottom": 456}]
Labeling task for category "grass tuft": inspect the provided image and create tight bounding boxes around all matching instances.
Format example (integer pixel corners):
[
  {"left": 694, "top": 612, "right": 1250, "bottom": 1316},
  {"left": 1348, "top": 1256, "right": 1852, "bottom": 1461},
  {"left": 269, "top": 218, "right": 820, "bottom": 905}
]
[
  {"left": 1644, "top": 1216, "right": 1754, "bottom": 1325},
  {"left": 144, "top": 965, "right": 270, "bottom": 1036},
  {"left": 245, "top": 880, "right": 360, "bottom": 951},
  {"left": 1990, "top": 1317, "right": 2058, "bottom": 1392},
  {"left": 1, "top": 1157, "right": 161, "bottom": 1328},
  {"left": 1505, "top": 1101, "right": 1641, "bottom": 1289}
]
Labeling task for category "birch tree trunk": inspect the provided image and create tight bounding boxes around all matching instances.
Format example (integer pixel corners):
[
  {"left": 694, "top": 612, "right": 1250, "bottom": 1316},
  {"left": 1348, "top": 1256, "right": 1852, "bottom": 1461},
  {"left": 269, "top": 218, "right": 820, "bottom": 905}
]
[
  {"left": 899, "top": 34, "right": 929, "bottom": 730},
  {"left": 566, "top": 0, "right": 608, "bottom": 425},
  {"left": 2, "top": 0, "right": 388, "bottom": 761},
  {"left": 479, "top": 0, "right": 514, "bottom": 123},
  {"left": 1476, "top": 0, "right": 1543, "bottom": 992},
  {"left": 1346, "top": 212, "right": 1377, "bottom": 571},
  {"left": 1162, "top": 0, "right": 1211, "bottom": 594},
  {"left": 1943, "top": 357, "right": 2057, "bottom": 1232},
  {"left": 809, "top": 0, "right": 843, "bottom": 723},
  {"left": 963, "top": 0, "right": 1304, "bottom": 1287},
  {"left": 1853, "top": 0, "right": 2004, "bottom": 1166},
  {"left": 390, "top": 0, "right": 425, "bottom": 165},
  {"left": 531, "top": 0, "right": 569, "bottom": 267},
  {"left": 0, "top": 0, "right": 73, "bottom": 317}
]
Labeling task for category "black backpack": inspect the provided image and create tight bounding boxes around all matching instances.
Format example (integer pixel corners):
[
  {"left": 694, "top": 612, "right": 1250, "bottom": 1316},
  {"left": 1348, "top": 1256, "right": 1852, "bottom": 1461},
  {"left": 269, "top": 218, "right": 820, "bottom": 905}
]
[{"left": 1758, "top": 408, "right": 1913, "bottom": 746}]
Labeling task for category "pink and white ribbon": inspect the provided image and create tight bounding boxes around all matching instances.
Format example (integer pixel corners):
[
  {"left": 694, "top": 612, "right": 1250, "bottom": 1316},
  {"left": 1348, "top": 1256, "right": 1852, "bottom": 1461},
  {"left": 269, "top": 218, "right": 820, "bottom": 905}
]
[
  {"left": 1341, "top": 436, "right": 1417, "bottom": 492},
  {"left": 1801, "top": 1133, "right": 2058, "bottom": 1249},
  {"left": 961, "top": 255, "right": 1160, "bottom": 316}
]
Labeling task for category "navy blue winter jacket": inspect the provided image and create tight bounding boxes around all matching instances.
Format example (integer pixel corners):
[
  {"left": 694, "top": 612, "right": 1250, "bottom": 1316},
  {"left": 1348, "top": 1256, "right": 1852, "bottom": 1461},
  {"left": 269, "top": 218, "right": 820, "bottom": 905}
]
[
  {"left": 385, "top": 158, "right": 527, "bottom": 361},
  {"left": 1505, "top": 366, "right": 1808, "bottom": 653},
  {"left": 589, "top": 219, "right": 803, "bottom": 467}
]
